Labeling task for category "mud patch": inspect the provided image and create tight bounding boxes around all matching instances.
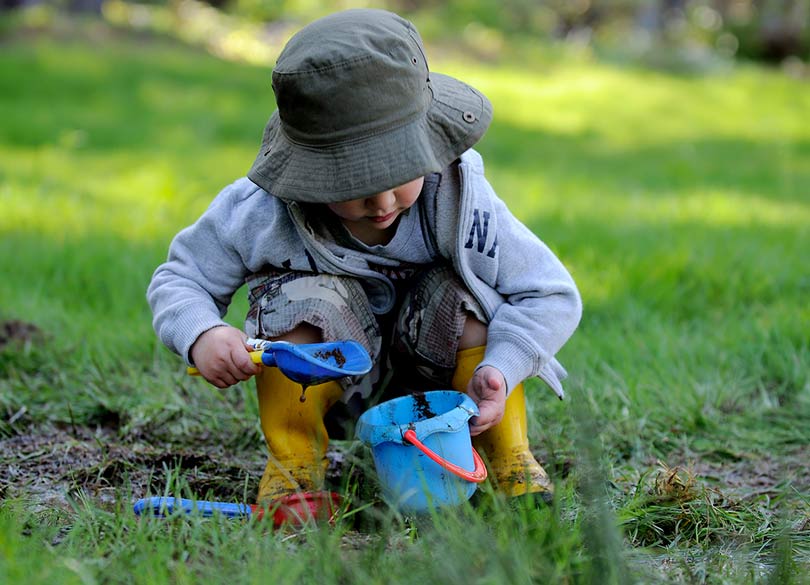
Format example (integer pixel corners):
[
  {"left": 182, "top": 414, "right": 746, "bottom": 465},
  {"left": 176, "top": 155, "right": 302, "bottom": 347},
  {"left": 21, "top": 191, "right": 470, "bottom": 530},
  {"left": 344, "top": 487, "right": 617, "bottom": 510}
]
[
  {"left": 616, "top": 448, "right": 810, "bottom": 548},
  {"left": 668, "top": 446, "right": 810, "bottom": 505},
  {"left": 1, "top": 425, "right": 267, "bottom": 510},
  {"left": 313, "top": 348, "right": 346, "bottom": 368},
  {"left": 1, "top": 424, "right": 355, "bottom": 511},
  {"left": 0, "top": 319, "right": 43, "bottom": 350},
  {"left": 411, "top": 392, "right": 435, "bottom": 421}
]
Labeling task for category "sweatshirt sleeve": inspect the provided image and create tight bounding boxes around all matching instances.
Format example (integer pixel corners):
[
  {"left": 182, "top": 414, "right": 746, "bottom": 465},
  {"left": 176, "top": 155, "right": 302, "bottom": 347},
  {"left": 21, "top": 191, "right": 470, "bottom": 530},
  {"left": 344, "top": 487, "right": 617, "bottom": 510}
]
[
  {"left": 146, "top": 184, "right": 253, "bottom": 364},
  {"left": 447, "top": 153, "right": 582, "bottom": 395},
  {"left": 477, "top": 194, "right": 583, "bottom": 393}
]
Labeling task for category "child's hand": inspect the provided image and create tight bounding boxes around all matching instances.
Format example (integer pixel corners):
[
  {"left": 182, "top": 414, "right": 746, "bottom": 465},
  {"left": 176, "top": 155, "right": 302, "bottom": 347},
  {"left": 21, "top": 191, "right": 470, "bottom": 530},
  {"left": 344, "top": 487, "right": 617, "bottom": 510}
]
[
  {"left": 190, "top": 326, "right": 261, "bottom": 388},
  {"left": 466, "top": 366, "right": 507, "bottom": 436}
]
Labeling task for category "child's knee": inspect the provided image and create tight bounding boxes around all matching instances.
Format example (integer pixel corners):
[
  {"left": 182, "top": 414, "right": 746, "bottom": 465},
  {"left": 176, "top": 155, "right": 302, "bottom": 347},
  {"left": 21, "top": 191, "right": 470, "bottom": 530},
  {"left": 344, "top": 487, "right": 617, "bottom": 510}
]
[{"left": 458, "top": 314, "right": 487, "bottom": 350}]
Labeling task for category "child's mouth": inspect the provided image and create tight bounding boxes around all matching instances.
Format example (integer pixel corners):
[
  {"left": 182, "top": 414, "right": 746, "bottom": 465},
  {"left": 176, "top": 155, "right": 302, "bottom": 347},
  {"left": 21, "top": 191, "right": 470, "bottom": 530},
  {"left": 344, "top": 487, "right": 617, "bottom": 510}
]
[{"left": 370, "top": 211, "right": 397, "bottom": 223}]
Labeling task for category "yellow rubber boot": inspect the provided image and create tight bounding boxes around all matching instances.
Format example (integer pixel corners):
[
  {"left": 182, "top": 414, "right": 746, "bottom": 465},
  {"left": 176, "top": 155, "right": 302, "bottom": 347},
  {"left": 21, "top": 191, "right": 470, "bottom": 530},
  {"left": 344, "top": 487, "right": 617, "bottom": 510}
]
[
  {"left": 255, "top": 366, "right": 342, "bottom": 504},
  {"left": 451, "top": 346, "right": 554, "bottom": 501}
]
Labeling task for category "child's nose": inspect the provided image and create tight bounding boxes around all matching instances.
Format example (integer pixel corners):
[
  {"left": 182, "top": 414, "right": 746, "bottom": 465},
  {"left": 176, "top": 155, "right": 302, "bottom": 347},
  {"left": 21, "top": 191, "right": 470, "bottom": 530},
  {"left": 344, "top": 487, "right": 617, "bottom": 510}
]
[{"left": 366, "top": 190, "right": 395, "bottom": 210}]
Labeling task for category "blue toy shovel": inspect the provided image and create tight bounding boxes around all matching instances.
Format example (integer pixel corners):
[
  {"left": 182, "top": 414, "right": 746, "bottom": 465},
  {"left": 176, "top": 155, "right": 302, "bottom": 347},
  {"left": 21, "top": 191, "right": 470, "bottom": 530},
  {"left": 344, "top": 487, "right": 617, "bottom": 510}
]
[
  {"left": 134, "top": 492, "right": 342, "bottom": 527},
  {"left": 134, "top": 497, "right": 256, "bottom": 519},
  {"left": 187, "top": 339, "right": 372, "bottom": 386},
  {"left": 136, "top": 339, "right": 368, "bottom": 526}
]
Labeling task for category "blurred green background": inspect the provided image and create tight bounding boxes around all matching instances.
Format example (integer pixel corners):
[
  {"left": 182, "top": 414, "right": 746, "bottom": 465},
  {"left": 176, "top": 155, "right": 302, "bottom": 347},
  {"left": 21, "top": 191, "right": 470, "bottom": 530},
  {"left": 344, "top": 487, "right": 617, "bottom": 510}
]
[{"left": 5, "top": 0, "right": 810, "bottom": 69}]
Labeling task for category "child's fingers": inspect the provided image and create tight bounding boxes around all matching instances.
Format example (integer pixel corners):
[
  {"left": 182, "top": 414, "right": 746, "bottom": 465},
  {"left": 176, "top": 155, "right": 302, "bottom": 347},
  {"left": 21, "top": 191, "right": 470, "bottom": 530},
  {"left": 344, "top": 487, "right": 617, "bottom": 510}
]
[
  {"left": 486, "top": 369, "right": 503, "bottom": 391},
  {"left": 229, "top": 345, "right": 262, "bottom": 378},
  {"left": 213, "top": 373, "right": 239, "bottom": 389},
  {"left": 470, "top": 402, "right": 503, "bottom": 435},
  {"left": 468, "top": 396, "right": 493, "bottom": 435},
  {"left": 203, "top": 364, "right": 239, "bottom": 389},
  {"left": 469, "top": 415, "right": 494, "bottom": 436},
  {"left": 203, "top": 353, "right": 257, "bottom": 389},
  {"left": 467, "top": 367, "right": 507, "bottom": 435},
  {"left": 469, "top": 420, "right": 486, "bottom": 436}
]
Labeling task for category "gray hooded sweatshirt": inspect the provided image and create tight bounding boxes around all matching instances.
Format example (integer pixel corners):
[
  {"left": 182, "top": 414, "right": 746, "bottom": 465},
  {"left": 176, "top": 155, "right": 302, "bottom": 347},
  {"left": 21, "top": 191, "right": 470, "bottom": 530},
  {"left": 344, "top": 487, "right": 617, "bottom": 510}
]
[{"left": 147, "top": 149, "right": 582, "bottom": 397}]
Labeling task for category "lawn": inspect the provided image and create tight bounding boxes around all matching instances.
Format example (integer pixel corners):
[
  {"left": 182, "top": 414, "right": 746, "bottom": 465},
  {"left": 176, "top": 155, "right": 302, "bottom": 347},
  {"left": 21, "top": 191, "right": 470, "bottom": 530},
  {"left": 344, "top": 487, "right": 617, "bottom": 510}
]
[{"left": 1, "top": 16, "right": 809, "bottom": 585}]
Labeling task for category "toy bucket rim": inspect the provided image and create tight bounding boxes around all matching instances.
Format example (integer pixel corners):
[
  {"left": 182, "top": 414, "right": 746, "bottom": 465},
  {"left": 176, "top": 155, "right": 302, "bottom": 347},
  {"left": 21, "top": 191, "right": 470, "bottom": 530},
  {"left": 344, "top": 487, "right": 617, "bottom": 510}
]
[{"left": 355, "top": 390, "right": 478, "bottom": 447}]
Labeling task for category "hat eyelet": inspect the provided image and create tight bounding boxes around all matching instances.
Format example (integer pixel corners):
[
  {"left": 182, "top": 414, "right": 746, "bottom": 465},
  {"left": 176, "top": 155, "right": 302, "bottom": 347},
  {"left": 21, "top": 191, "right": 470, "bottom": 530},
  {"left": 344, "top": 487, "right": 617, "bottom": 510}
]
[
  {"left": 411, "top": 56, "right": 418, "bottom": 65},
  {"left": 462, "top": 111, "right": 476, "bottom": 124}
]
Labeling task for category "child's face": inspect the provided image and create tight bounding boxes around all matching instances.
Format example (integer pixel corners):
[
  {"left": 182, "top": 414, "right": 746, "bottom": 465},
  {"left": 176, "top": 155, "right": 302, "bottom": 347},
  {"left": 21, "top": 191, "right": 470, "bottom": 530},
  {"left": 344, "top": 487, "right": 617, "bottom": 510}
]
[{"left": 327, "top": 177, "right": 424, "bottom": 244}]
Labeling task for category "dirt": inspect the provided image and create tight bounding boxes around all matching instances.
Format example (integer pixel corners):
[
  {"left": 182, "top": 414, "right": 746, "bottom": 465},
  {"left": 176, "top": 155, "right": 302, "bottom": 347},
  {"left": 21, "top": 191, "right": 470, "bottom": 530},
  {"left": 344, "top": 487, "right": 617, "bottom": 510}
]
[
  {"left": 3, "top": 416, "right": 808, "bottom": 525},
  {"left": 0, "top": 425, "right": 267, "bottom": 511},
  {"left": 313, "top": 348, "right": 346, "bottom": 368},
  {"left": 664, "top": 446, "right": 810, "bottom": 504},
  {"left": 619, "top": 445, "right": 810, "bottom": 539},
  {"left": 0, "top": 319, "right": 43, "bottom": 350},
  {"left": 1, "top": 424, "right": 353, "bottom": 512},
  {"left": 410, "top": 392, "right": 435, "bottom": 421}
]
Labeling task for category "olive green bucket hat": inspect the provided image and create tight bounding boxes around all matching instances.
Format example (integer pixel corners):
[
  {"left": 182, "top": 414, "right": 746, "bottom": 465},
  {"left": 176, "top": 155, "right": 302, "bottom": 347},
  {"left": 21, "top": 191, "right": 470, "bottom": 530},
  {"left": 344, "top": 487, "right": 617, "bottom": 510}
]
[{"left": 247, "top": 9, "right": 492, "bottom": 203}]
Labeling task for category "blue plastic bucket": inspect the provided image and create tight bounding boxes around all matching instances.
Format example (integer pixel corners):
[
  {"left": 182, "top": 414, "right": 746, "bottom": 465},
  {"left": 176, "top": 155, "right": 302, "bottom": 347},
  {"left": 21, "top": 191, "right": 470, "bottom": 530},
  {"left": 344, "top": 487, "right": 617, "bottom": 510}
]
[{"left": 355, "top": 391, "right": 487, "bottom": 512}]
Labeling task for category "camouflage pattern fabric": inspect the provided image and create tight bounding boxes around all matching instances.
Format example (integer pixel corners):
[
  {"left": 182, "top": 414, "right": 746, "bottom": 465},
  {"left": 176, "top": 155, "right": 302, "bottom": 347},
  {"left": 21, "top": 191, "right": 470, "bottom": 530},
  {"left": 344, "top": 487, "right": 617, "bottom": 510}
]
[{"left": 244, "top": 264, "right": 486, "bottom": 403}]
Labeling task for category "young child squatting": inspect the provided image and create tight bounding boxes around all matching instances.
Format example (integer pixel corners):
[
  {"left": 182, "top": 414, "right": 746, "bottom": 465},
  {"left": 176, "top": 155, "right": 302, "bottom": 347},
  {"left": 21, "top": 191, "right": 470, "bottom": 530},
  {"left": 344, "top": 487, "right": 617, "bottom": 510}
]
[{"left": 148, "top": 9, "right": 582, "bottom": 507}]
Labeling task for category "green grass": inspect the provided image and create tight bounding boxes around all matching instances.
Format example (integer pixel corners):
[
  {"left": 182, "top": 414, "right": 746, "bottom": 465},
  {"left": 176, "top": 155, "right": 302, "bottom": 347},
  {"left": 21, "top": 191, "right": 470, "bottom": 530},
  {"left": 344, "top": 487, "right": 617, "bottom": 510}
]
[{"left": 1, "top": 16, "right": 809, "bottom": 585}]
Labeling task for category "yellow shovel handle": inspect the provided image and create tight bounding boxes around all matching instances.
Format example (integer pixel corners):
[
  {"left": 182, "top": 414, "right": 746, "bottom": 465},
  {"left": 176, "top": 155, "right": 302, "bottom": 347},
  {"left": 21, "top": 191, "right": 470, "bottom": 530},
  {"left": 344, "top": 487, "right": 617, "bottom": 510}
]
[{"left": 186, "top": 350, "right": 264, "bottom": 376}]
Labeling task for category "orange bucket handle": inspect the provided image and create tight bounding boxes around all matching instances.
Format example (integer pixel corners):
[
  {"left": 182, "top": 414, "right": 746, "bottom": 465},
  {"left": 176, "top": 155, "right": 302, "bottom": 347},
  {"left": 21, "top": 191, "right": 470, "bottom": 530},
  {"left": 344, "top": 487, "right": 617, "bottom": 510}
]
[{"left": 403, "top": 429, "right": 487, "bottom": 483}]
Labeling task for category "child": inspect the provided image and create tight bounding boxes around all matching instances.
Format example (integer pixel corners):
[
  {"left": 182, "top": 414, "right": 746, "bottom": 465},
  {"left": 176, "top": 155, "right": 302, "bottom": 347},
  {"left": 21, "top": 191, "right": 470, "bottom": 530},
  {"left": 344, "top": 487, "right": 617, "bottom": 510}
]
[{"left": 147, "top": 8, "right": 582, "bottom": 507}]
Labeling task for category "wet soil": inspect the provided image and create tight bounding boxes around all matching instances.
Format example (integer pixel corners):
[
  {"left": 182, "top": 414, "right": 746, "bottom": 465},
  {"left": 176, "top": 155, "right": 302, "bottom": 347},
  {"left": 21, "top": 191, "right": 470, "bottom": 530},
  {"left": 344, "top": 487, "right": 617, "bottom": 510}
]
[
  {"left": 683, "top": 447, "right": 810, "bottom": 504},
  {"left": 410, "top": 392, "right": 435, "bottom": 421},
  {"left": 3, "top": 420, "right": 808, "bottom": 525},
  {"left": 0, "top": 425, "right": 268, "bottom": 510},
  {"left": 0, "top": 319, "right": 43, "bottom": 350},
  {"left": 313, "top": 348, "right": 346, "bottom": 368},
  {"left": 1, "top": 424, "right": 354, "bottom": 512}
]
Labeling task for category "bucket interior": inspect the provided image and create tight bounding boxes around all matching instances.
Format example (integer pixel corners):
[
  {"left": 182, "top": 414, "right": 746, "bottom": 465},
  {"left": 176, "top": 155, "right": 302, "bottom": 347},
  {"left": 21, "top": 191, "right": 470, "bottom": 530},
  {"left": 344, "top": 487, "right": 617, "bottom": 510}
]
[
  {"left": 385, "top": 391, "right": 458, "bottom": 424},
  {"left": 356, "top": 391, "right": 477, "bottom": 447}
]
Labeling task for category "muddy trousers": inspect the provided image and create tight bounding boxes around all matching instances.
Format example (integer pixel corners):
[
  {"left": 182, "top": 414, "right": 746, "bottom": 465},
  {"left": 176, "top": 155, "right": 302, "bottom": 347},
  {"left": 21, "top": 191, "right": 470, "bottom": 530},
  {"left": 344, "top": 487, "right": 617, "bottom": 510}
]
[
  {"left": 255, "top": 367, "right": 342, "bottom": 504},
  {"left": 451, "top": 345, "right": 553, "bottom": 500}
]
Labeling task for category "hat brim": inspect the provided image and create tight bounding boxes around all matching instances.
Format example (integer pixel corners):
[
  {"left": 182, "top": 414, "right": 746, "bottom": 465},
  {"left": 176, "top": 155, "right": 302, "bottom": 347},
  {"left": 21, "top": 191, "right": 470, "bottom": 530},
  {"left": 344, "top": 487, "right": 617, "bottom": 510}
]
[{"left": 247, "top": 72, "right": 492, "bottom": 203}]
